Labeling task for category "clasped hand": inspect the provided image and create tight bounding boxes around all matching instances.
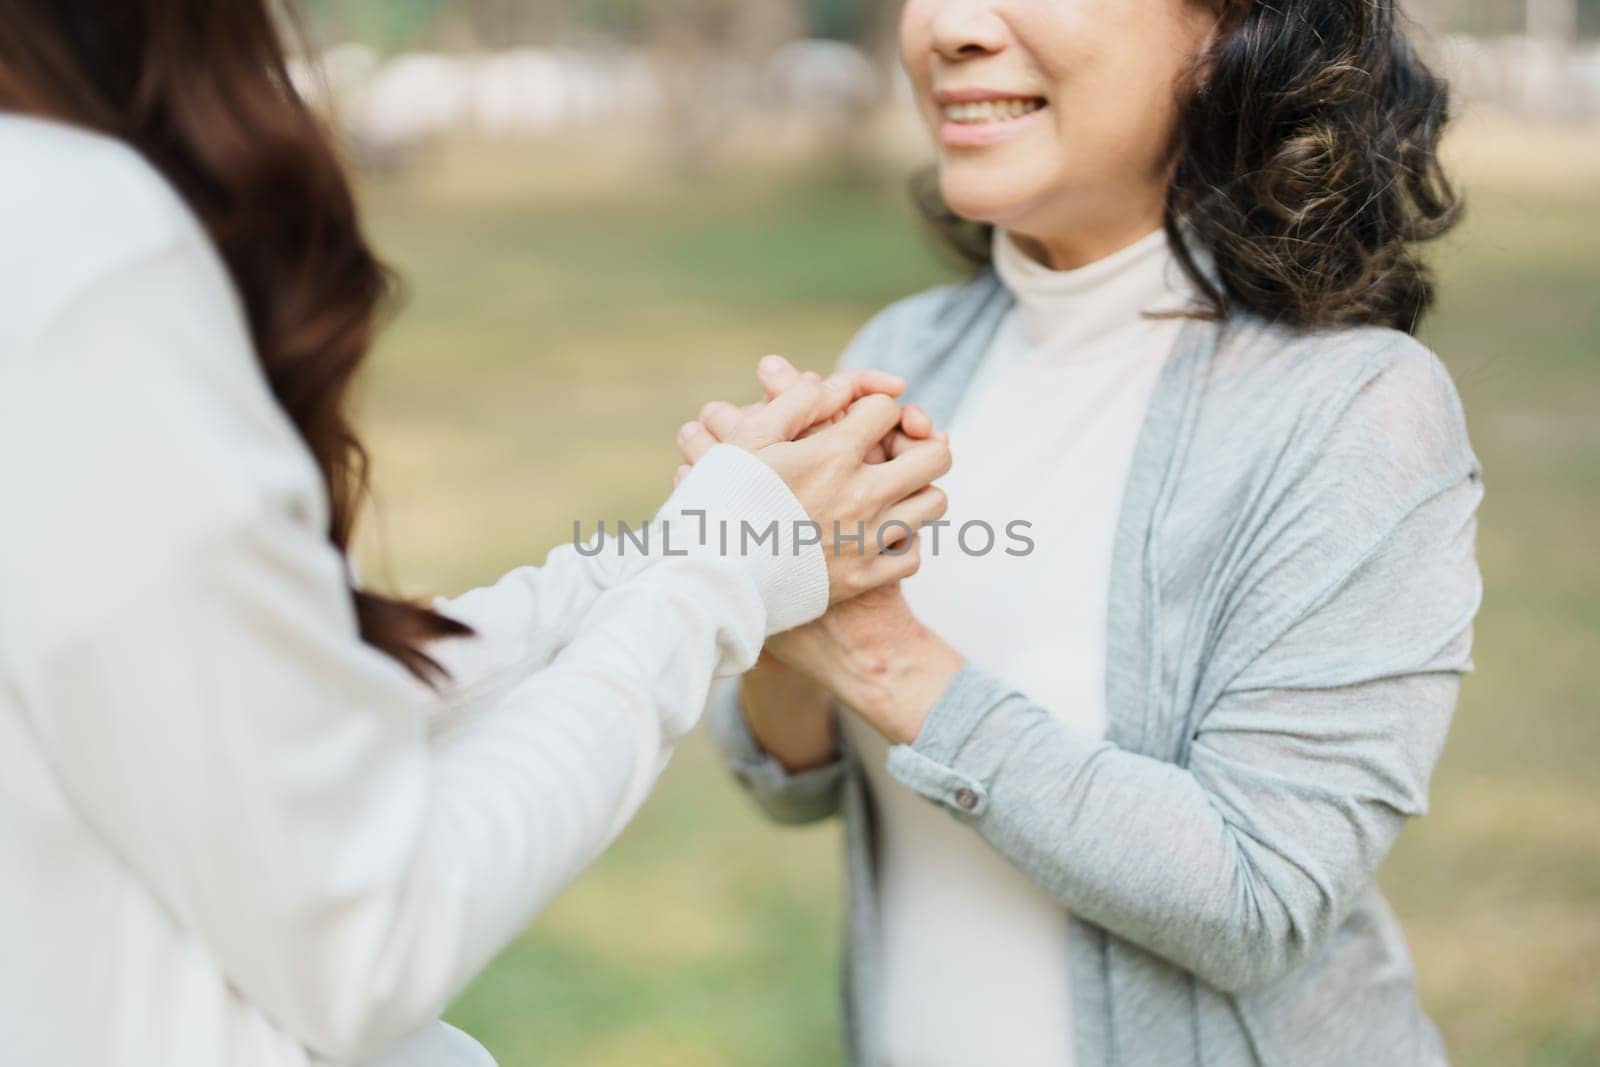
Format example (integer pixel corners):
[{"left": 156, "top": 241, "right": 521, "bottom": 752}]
[{"left": 674, "top": 355, "right": 965, "bottom": 747}]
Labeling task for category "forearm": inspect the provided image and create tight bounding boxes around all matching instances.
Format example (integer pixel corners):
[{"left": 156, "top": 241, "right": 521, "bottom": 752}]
[
  {"left": 900, "top": 688, "right": 1293, "bottom": 991},
  {"left": 425, "top": 560, "right": 772, "bottom": 957},
  {"left": 22, "top": 447, "right": 827, "bottom": 1063},
  {"left": 425, "top": 550, "right": 632, "bottom": 739},
  {"left": 738, "top": 657, "right": 837, "bottom": 772},
  {"left": 882, "top": 666, "right": 1437, "bottom": 993},
  {"left": 819, "top": 623, "right": 965, "bottom": 749},
  {"left": 430, "top": 543, "right": 641, "bottom": 682},
  {"left": 705, "top": 675, "right": 847, "bottom": 826}
]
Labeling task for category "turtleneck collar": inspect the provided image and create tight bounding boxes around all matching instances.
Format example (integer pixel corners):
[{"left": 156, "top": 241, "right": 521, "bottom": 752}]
[{"left": 992, "top": 226, "right": 1198, "bottom": 354}]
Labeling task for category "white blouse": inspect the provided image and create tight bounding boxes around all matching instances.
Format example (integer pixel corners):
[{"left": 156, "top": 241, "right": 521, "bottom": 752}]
[{"left": 0, "top": 115, "right": 827, "bottom": 1067}]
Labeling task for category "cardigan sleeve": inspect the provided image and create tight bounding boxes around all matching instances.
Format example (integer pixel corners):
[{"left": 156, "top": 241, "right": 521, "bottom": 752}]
[
  {"left": 2, "top": 240, "right": 828, "bottom": 1062},
  {"left": 704, "top": 676, "right": 850, "bottom": 825},
  {"left": 883, "top": 340, "right": 1483, "bottom": 993}
]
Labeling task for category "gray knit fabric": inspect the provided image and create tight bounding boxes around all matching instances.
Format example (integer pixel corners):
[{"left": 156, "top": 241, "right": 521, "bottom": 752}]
[{"left": 707, "top": 270, "right": 1481, "bottom": 1066}]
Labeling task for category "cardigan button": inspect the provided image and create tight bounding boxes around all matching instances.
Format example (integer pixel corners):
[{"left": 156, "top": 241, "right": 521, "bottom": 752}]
[{"left": 953, "top": 787, "right": 980, "bottom": 812}]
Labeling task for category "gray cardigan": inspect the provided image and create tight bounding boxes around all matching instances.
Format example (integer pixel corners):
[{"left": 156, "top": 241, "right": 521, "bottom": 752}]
[{"left": 708, "top": 270, "right": 1482, "bottom": 1066}]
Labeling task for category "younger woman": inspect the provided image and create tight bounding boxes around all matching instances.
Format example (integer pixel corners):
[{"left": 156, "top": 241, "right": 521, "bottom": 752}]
[{"left": 0, "top": 3, "right": 948, "bottom": 1065}]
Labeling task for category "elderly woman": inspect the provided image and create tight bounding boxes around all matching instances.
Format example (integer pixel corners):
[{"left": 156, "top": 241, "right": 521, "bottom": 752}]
[{"left": 679, "top": 0, "right": 1481, "bottom": 1064}]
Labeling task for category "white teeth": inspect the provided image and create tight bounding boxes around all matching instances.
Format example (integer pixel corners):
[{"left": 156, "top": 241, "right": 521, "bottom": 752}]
[{"left": 942, "top": 98, "right": 1044, "bottom": 124}]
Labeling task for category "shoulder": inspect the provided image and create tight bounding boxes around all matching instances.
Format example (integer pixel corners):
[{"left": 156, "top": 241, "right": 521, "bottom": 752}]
[
  {"left": 1208, "top": 315, "right": 1478, "bottom": 487},
  {"left": 1168, "top": 316, "right": 1480, "bottom": 633},
  {"left": 0, "top": 120, "right": 324, "bottom": 618},
  {"left": 0, "top": 115, "right": 210, "bottom": 350},
  {"left": 1217, "top": 316, "right": 1454, "bottom": 406},
  {"left": 1184, "top": 319, "right": 1484, "bottom": 696}
]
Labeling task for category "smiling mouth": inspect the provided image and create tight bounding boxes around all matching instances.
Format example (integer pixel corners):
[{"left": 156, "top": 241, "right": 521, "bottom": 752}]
[{"left": 941, "top": 98, "right": 1047, "bottom": 125}]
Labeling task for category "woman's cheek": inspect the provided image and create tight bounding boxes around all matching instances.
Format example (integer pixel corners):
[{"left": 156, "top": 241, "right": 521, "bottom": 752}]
[{"left": 898, "top": 3, "right": 931, "bottom": 83}]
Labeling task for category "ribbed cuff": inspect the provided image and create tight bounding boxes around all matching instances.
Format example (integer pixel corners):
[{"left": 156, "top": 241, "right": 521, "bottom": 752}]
[{"left": 655, "top": 444, "right": 830, "bottom": 636}]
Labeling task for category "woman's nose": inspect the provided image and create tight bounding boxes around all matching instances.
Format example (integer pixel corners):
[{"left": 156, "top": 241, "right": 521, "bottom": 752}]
[{"left": 929, "top": 1, "right": 1009, "bottom": 62}]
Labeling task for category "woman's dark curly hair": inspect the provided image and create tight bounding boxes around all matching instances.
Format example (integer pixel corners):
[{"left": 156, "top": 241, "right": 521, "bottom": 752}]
[{"left": 916, "top": 0, "right": 1461, "bottom": 335}]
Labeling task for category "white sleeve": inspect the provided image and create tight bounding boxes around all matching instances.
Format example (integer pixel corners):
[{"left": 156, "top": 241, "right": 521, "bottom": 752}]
[
  {"left": 1, "top": 242, "right": 828, "bottom": 1063},
  {"left": 424, "top": 442, "right": 827, "bottom": 740},
  {"left": 421, "top": 543, "right": 652, "bottom": 739}
]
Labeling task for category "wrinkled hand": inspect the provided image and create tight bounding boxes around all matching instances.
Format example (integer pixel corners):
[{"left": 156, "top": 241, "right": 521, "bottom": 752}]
[
  {"left": 672, "top": 365, "right": 952, "bottom": 606},
  {"left": 673, "top": 355, "right": 938, "bottom": 488},
  {"left": 677, "top": 357, "right": 963, "bottom": 742},
  {"left": 675, "top": 355, "right": 945, "bottom": 559},
  {"left": 766, "top": 578, "right": 962, "bottom": 745},
  {"left": 765, "top": 581, "right": 914, "bottom": 685}
]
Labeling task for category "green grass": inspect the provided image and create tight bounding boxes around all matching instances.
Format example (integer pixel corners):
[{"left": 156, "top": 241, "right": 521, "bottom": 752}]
[{"left": 352, "top": 124, "right": 1600, "bottom": 1065}]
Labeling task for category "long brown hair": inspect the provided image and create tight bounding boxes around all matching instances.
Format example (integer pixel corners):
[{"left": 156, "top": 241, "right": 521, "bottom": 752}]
[
  {"left": 917, "top": 0, "right": 1461, "bottom": 336},
  {"left": 0, "top": 1, "right": 470, "bottom": 682}
]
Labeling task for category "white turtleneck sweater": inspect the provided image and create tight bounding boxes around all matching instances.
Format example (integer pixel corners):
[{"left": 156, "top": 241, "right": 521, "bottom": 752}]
[{"left": 841, "top": 226, "right": 1197, "bottom": 1066}]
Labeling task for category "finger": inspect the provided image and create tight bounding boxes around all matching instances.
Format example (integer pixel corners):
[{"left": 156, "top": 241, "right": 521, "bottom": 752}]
[
  {"left": 674, "top": 464, "right": 691, "bottom": 487},
  {"left": 900, "top": 403, "right": 934, "bottom": 439},
  {"left": 740, "top": 378, "right": 853, "bottom": 447},
  {"left": 758, "top": 358, "right": 906, "bottom": 423},
  {"left": 883, "top": 429, "right": 933, "bottom": 459},
  {"left": 676, "top": 420, "right": 717, "bottom": 464},
  {"left": 833, "top": 394, "right": 905, "bottom": 457},
  {"left": 873, "top": 435, "right": 953, "bottom": 499},
  {"left": 698, "top": 400, "right": 742, "bottom": 441},
  {"left": 757, "top": 354, "right": 804, "bottom": 400},
  {"left": 876, "top": 486, "right": 948, "bottom": 546},
  {"left": 852, "top": 537, "right": 923, "bottom": 595},
  {"left": 827, "top": 369, "right": 907, "bottom": 402}
]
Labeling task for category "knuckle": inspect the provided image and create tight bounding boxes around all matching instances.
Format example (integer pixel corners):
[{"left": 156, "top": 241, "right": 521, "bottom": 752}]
[
  {"left": 800, "top": 384, "right": 832, "bottom": 418},
  {"left": 841, "top": 566, "right": 869, "bottom": 597}
]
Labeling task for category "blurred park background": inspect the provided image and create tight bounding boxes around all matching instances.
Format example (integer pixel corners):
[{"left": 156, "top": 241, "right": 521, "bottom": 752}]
[{"left": 313, "top": 0, "right": 1600, "bottom": 1063}]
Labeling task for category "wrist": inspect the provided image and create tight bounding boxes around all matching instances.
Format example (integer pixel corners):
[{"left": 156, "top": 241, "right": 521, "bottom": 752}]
[
  {"left": 660, "top": 444, "right": 830, "bottom": 635},
  {"left": 837, "top": 624, "right": 964, "bottom": 747}
]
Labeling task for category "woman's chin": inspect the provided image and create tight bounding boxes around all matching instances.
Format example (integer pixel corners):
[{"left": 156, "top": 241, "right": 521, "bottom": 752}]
[{"left": 937, "top": 173, "right": 1041, "bottom": 233}]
